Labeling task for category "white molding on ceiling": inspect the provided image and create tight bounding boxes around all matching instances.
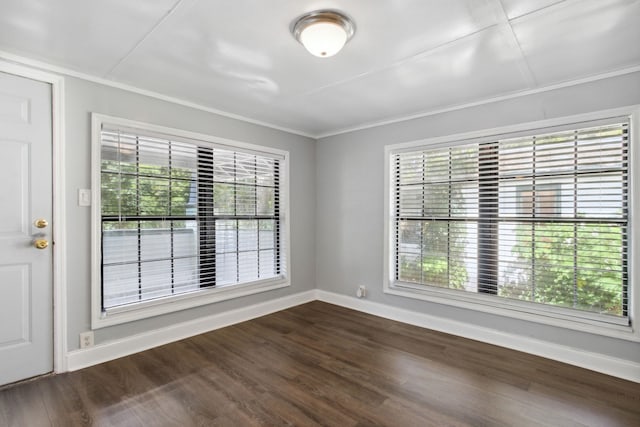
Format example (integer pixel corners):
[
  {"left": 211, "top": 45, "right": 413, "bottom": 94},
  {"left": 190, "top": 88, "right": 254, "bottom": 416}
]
[
  {"left": 2, "top": 49, "right": 639, "bottom": 141},
  {"left": 315, "top": 64, "right": 640, "bottom": 139},
  {"left": 0, "top": 50, "right": 315, "bottom": 139}
]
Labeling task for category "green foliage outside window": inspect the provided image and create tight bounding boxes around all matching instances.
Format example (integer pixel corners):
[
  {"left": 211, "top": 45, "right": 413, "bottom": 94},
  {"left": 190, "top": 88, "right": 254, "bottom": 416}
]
[
  {"left": 101, "top": 160, "right": 194, "bottom": 230},
  {"left": 504, "top": 223, "right": 623, "bottom": 316},
  {"left": 102, "top": 159, "right": 277, "bottom": 231}
]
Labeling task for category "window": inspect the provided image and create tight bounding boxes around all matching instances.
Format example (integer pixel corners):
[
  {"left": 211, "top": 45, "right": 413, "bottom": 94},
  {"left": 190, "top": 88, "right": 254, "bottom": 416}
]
[
  {"left": 92, "top": 115, "right": 289, "bottom": 327},
  {"left": 386, "top": 115, "right": 634, "bottom": 333}
]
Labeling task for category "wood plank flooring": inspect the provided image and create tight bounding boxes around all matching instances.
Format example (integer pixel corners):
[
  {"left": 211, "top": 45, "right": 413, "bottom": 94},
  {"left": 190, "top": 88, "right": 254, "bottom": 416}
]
[{"left": 1, "top": 301, "right": 639, "bottom": 426}]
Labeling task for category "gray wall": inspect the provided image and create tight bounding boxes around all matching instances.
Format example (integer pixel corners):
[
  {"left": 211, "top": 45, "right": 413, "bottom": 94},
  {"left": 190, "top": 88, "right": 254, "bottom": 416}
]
[
  {"left": 316, "top": 71, "right": 640, "bottom": 363},
  {"left": 63, "top": 69, "right": 640, "bottom": 364},
  {"left": 64, "top": 76, "right": 316, "bottom": 351}
]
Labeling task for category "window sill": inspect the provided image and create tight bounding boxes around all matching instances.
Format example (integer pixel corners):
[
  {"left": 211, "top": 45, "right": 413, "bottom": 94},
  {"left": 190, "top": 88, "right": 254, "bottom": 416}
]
[
  {"left": 385, "top": 280, "right": 639, "bottom": 342},
  {"left": 92, "top": 277, "right": 289, "bottom": 329}
]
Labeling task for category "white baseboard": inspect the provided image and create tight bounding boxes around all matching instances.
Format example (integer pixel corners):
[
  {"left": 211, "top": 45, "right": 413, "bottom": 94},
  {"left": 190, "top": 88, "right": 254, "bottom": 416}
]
[
  {"left": 66, "top": 290, "right": 316, "bottom": 371},
  {"left": 316, "top": 290, "right": 640, "bottom": 383},
  {"left": 66, "top": 288, "right": 640, "bottom": 383}
]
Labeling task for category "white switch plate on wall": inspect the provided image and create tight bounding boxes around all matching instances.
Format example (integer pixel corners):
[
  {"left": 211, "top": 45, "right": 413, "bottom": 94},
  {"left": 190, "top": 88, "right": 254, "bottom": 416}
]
[{"left": 78, "top": 189, "right": 91, "bottom": 206}]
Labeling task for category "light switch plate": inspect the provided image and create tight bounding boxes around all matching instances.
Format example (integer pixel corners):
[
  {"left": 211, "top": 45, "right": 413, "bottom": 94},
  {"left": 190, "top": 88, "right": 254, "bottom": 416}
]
[{"left": 78, "top": 189, "right": 91, "bottom": 207}]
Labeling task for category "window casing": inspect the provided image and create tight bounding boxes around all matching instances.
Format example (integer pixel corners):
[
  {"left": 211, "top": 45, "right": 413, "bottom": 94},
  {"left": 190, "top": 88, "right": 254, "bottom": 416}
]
[
  {"left": 92, "top": 115, "right": 289, "bottom": 327},
  {"left": 385, "top": 111, "right": 639, "bottom": 339}
]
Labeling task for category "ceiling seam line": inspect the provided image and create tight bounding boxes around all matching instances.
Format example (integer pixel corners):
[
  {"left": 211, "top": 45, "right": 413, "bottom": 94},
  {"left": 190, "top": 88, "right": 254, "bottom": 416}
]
[
  {"left": 505, "top": 22, "right": 538, "bottom": 87},
  {"left": 496, "top": 0, "right": 538, "bottom": 88},
  {"left": 0, "top": 49, "right": 316, "bottom": 138},
  {"left": 509, "top": 0, "right": 570, "bottom": 22},
  {"left": 315, "top": 65, "right": 640, "bottom": 139},
  {"left": 287, "top": 23, "right": 502, "bottom": 100},
  {"left": 103, "top": 0, "right": 189, "bottom": 78}
]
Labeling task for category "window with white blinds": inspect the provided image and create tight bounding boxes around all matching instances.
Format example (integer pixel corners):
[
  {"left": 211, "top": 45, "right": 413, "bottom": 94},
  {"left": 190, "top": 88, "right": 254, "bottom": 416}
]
[
  {"left": 391, "top": 119, "right": 629, "bottom": 323},
  {"left": 97, "top": 121, "right": 287, "bottom": 314}
]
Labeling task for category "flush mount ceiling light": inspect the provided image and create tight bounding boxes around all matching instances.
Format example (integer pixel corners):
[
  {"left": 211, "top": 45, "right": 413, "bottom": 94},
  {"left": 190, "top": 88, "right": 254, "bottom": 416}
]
[{"left": 291, "top": 10, "right": 355, "bottom": 58}]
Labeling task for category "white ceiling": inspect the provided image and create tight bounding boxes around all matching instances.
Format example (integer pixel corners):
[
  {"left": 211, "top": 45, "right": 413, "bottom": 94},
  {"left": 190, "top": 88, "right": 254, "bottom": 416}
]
[{"left": 1, "top": 0, "right": 639, "bottom": 137}]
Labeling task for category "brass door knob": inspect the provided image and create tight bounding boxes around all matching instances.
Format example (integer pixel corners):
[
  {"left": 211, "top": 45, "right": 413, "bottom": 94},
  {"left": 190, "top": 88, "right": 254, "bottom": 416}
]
[
  {"left": 35, "top": 219, "right": 49, "bottom": 228},
  {"left": 34, "top": 239, "right": 49, "bottom": 249}
]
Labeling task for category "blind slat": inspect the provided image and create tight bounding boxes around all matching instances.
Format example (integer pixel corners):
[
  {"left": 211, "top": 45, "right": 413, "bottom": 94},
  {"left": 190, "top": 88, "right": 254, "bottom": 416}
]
[
  {"left": 100, "top": 126, "right": 285, "bottom": 310},
  {"left": 393, "top": 121, "right": 629, "bottom": 320}
]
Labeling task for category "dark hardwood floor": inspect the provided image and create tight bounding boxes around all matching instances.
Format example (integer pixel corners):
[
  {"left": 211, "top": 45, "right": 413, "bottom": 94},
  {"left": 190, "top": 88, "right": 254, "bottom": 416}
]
[{"left": 1, "top": 301, "right": 639, "bottom": 426}]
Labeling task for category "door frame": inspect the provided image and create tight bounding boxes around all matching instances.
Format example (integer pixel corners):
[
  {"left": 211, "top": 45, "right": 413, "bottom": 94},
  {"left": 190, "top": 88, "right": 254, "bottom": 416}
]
[{"left": 0, "top": 60, "right": 67, "bottom": 373}]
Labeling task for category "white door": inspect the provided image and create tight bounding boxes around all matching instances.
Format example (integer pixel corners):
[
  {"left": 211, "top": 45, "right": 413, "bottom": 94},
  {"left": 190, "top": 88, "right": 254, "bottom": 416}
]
[{"left": 0, "top": 71, "right": 53, "bottom": 386}]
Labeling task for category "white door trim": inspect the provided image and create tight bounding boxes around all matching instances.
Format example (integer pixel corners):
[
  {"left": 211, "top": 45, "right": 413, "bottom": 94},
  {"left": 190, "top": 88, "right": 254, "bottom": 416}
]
[{"left": 0, "top": 60, "right": 67, "bottom": 373}]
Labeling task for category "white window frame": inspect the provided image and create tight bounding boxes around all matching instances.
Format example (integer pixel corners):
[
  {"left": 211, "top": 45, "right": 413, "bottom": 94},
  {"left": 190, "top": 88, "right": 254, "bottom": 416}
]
[
  {"left": 384, "top": 106, "right": 640, "bottom": 342},
  {"left": 91, "top": 114, "right": 291, "bottom": 328}
]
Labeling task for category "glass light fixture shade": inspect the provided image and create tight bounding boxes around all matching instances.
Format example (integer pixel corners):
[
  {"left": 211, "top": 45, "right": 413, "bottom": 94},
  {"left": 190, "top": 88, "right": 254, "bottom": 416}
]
[
  {"left": 292, "top": 10, "right": 355, "bottom": 58},
  {"left": 299, "top": 22, "right": 347, "bottom": 57}
]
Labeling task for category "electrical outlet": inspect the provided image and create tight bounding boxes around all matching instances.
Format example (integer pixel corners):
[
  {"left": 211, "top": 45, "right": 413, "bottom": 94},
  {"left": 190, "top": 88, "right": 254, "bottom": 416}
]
[
  {"left": 80, "top": 331, "right": 94, "bottom": 349},
  {"left": 357, "top": 285, "right": 366, "bottom": 298}
]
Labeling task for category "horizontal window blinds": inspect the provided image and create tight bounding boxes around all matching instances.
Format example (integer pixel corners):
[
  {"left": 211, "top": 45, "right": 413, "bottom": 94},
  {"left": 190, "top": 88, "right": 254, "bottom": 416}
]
[
  {"left": 101, "top": 127, "right": 284, "bottom": 310},
  {"left": 394, "top": 121, "right": 629, "bottom": 320}
]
